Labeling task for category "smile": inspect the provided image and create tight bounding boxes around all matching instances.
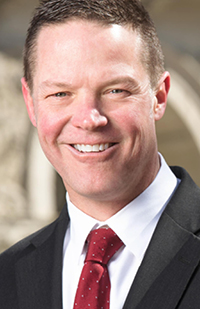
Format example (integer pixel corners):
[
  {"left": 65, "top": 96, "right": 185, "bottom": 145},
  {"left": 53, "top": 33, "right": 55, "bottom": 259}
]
[{"left": 72, "top": 143, "right": 114, "bottom": 153}]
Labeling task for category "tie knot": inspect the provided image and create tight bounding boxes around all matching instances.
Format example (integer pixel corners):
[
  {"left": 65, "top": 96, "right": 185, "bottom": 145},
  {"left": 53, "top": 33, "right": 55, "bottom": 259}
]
[{"left": 85, "top": 228, "right": 123, "bottom": 265}]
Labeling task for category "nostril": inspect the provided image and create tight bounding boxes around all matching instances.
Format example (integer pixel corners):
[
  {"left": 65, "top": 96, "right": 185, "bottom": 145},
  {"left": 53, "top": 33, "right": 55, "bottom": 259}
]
[
  {"left": 72, "top": 108, "right": 108, "bottom": 130},
  {"left": 91, "top": 109, "right": 108, "bottom": 126}
]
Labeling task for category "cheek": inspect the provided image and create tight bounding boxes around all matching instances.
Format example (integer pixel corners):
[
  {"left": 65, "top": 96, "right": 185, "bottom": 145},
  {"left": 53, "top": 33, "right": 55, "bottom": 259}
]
[
  {"left": 112, "top": 105, "right": 143, "bottom": 136},
  {"left": 116, "top": 103, "right": 156, "bottom": 147},
  {"left": 36, "top": 106, "right": 68, "bottom": 144}
]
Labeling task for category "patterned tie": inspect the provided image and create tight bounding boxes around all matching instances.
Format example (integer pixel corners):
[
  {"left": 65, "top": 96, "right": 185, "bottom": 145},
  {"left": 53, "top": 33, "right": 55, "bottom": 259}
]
[{"left": 73, "top": 228, "right": 123, "bottom": 309}]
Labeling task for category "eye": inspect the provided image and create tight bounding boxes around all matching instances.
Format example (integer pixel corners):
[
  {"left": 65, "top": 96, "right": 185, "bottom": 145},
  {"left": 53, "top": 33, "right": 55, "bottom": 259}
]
[
  {"left": 54, "top": 92, "right": 67, "bottom": 97},
  {"left": 110, "top": 89, "right": 124, "bottom": 94},
  {"left": 107, "top": 88, "right": 131, "bottom": 97}
]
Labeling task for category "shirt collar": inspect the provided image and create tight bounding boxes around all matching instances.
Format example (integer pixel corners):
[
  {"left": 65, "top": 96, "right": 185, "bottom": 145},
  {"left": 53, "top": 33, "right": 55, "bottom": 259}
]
[
  {"left": 66, "top": 154, "right": 179, "bottom": 260},
  {"left": 66, "top": 199, "right": 99, "bottom": 259}
]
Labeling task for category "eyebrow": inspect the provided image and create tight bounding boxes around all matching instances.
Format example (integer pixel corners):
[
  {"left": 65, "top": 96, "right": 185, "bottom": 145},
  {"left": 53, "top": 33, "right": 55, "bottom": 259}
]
[
  {"left": 38, "top": 76, "right": 140, "bottom": 92},
  {"left": 39, "top": 80, "right": 72, "bottom": 90},
  {"left": 100, "top": 76, "right": 139, "bottom": 88}
]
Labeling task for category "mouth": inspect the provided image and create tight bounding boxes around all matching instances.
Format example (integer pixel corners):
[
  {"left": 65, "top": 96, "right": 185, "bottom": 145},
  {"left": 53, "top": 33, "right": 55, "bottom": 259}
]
[{"left": 72, "top": 143, "right": 115, "bottom": 153}]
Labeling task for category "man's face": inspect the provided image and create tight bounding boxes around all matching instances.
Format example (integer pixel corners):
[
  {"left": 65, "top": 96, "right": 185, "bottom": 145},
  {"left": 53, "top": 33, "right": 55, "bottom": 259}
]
[{"left": 22, "top": 20, "right": 169, "bottom": 218}]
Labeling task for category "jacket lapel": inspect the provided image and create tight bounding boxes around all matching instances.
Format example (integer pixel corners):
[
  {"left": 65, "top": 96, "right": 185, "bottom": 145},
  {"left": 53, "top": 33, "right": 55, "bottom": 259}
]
[
  {"left": 135, "top": 234, "right": 200, "bottom": 309},
  {"left": 123, "top": 212, "right": 195, "bottom": 309},
  {"left": 15, "top": 206, "right": 69, "bottom": 309},
  {"left": 123, "top": 166, "right": 200, "bottom": 309}
]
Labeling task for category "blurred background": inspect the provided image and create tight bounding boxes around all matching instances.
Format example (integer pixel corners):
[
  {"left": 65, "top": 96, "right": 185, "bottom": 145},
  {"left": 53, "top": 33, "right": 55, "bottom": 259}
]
[{"left": 0, "top": 0, "right": 200, "bottom": 252}]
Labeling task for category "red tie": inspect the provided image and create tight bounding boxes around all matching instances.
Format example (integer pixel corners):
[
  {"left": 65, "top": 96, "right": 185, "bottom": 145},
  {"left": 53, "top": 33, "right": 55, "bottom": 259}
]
[{"left": 73, "top": 228, "right": 123, "bottom": 309}]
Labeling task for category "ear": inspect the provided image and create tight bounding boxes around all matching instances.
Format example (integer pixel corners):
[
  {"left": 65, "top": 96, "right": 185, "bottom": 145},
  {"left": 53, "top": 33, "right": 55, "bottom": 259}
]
[
  {"left": 21, "top": 77, "right": 37, "bottom": 127},
  {"left": 153, "top": 71, "right": 170, "bottom": 121}
]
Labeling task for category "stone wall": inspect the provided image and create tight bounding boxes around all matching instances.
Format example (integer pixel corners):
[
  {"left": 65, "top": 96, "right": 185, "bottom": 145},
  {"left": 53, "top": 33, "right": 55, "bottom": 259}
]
[{"left": 0, "top": 53, "right": 51, "bottom": 252}]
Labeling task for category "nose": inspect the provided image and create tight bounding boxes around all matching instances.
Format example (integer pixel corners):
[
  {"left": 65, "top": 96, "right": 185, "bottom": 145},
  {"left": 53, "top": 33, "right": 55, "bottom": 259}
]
[{"left": 71, "top": 95, "right": 108, "bottom": 130}]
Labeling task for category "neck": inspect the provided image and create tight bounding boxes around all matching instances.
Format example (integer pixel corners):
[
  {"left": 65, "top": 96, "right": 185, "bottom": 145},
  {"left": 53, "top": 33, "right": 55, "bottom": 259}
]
[{"left": 65, "top": 154, "right": 161, "bottom": 221}]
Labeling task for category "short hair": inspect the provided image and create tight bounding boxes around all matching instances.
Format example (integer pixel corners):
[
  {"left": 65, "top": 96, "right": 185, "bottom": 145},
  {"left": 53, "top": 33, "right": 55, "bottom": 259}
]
[{"left": 24, "top": 0, "right": 165, "bottom": 91}]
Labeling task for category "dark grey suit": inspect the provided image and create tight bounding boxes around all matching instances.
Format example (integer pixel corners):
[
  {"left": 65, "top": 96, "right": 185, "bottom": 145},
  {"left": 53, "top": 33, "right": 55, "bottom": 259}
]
[{"left": 1, "top": 166, "right": 200, "bottom": 309}]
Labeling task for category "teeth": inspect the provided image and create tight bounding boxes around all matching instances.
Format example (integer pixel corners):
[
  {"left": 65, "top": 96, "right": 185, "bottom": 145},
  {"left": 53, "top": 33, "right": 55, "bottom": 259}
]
[
  {"left": 93, "top": 144, "right": 99, "bottom": 152},
  {"left": 99, "top": 144, "right": 104, "bottom": 151},
  {"left": 73, "top": 143, "right": 110, "bottom": 153}
]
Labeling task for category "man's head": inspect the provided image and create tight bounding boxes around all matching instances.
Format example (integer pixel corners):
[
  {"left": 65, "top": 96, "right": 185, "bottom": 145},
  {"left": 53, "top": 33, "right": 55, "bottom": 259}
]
[
  {"left": 22, "top": 0, "right": 170, "bottom": 220},
  {"left": 24, "top": 0, "right": 164, "bottom": 92}
]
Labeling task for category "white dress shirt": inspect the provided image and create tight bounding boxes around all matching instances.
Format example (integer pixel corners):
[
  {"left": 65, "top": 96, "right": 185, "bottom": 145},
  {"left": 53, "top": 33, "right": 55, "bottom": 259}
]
[{"left": 62, "top": 155, "right": 180, "bottom": 309}]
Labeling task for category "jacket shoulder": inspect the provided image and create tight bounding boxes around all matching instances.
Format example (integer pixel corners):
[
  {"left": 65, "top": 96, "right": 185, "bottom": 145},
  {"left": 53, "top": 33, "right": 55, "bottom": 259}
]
[
  {"left": 0, "top": 205, "right": 69, "bottom": 261},
  {"left": 0, "top": 217, "right": 59, "bottom": 264},
  {"left": 168, "top": 166, "right": 200, "bottom": 234}
]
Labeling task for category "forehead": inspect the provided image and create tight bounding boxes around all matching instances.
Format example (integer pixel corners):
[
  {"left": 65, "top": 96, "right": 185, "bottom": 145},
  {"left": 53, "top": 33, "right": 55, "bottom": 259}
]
[
  {"left": 36, "top": 19, "right": 142, "bottom": 59},
  {"left": 33, "top": 19, "right": 147, "bottom": 89}
]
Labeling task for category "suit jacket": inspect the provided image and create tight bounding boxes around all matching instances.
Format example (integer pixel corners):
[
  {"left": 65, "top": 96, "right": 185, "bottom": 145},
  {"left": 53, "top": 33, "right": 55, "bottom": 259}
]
[{"left": 1, "top": 166, "right": 200, "bottom": 309}]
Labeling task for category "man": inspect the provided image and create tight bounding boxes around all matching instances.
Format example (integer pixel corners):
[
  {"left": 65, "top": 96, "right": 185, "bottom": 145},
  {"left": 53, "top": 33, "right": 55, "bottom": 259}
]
[{"left": 1, "top": 0, "right": 200, "bottom": 308}]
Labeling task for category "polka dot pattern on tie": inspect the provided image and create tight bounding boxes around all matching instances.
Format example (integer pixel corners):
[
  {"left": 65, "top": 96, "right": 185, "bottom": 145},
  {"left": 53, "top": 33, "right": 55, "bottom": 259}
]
[{"left": 73, "top": 228, "right": 123, "bottom": 309}]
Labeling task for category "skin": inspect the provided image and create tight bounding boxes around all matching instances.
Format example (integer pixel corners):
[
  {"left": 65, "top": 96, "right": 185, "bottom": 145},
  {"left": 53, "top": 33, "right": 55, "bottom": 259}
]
[{"left": 22, "top": 20, "right": 170, "bottom": 221}]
